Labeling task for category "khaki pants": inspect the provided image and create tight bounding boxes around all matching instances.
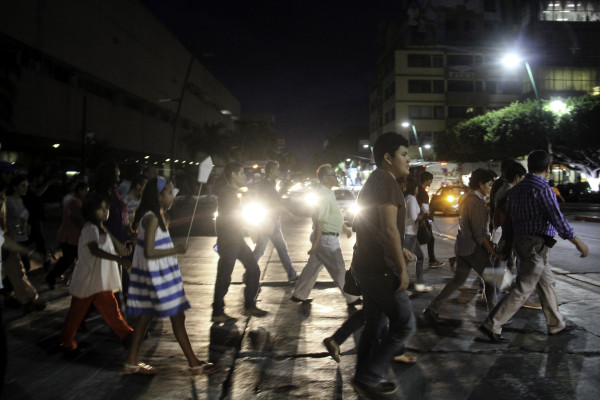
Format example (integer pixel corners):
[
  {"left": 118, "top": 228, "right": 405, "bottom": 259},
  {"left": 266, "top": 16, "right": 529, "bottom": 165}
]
[
  {"left": 4, "top": 252, "right": 38, "bottom": 304},
  {"left": 483, "top": 234, "right": 564, "bottom": 335}
]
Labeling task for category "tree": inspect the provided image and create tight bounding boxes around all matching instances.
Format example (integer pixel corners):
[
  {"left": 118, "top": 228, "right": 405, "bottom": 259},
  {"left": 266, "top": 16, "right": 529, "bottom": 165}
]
[{"left": 435, "top": 95, "right": 600, "bottom": 183}]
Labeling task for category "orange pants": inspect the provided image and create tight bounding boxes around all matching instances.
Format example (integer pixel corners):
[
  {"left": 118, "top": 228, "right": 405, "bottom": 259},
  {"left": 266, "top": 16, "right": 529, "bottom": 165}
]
[{"left": 59, "top": 291, "right": 133, "bottom": 351}]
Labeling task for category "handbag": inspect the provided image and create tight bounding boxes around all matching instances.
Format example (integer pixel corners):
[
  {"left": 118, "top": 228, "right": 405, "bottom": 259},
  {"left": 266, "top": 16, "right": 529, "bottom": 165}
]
[
  {"left": 343, "top": 269, "right": 361, "bottom": 296},
  {"left": 417, "top": 219, "right": 432, "bottom": 245}
]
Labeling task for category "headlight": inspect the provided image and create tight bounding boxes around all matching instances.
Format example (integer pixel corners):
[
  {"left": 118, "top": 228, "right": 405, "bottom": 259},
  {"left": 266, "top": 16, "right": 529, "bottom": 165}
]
[
  {"left": 242, "top": 203, "right": 267, "bottom": 226},
  {"left": 446, "top": 195, "right": 455, "bottom": 203},
  {"left": 304, "top": 192, "right": 319, "bottom": 207},
  {"left": 349, "top": 204, "right": 360, "bottom": 215},
  {"left": 213, "top": 211, "right": 218, "bottom": 220}
]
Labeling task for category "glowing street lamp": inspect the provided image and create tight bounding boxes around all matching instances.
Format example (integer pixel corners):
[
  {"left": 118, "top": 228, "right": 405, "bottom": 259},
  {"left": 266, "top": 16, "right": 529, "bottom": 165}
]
[
  {"left": 501, "top": 53, "right": 540, "bottom": 100},
  {"left": 401, "top": 121, "right": 424, "bottom": 160}
]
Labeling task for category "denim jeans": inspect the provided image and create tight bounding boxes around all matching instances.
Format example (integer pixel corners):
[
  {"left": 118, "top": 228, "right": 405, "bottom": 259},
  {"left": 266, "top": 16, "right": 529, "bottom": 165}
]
[
  {"left": 404, "top": 234, "right": 425, "bottom": 284},
  {"left": 253, "top": 219, "right": 297, "bottom": 280},
  {"left": 352, "top": 267, "right": 416, "bottom": 385},
  {"left": 213, "top": 240, "right": 261, "bottom": 316}
]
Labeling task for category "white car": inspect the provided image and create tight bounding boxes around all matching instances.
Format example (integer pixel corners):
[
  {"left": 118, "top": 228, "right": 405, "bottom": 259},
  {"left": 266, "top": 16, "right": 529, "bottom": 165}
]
[{"left": 334, "top": 189, "right": 359, "bottom": 225}]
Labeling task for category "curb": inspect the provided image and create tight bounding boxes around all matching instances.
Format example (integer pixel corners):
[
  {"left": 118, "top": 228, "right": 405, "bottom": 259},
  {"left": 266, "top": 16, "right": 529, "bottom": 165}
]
[{"left": 575, "top": 215, "right": 600, "bottom": 223}]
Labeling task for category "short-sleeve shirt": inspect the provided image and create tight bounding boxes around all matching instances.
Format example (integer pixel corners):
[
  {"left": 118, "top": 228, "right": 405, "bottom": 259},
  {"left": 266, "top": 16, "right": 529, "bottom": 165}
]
[
  {"left": 69, "top": 223, "right": 122, "bottom": 298},
  {"left": 6, "top": 196, "right": 29, "bottom": 242},
  {"left": 353, "top": 168, "right": 406, "bottom": 275},
  {"left": 216, "top": 185, "right": 244, "bottom": 244},
  {"left": 314, "top": 184, "right": 343, "bottom": 233}
]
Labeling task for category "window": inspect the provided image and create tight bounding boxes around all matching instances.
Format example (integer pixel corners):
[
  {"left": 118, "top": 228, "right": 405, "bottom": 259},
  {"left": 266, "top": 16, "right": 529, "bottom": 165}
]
[
  {"left": 447, "top": 80, "right": 474, "bottom": 92},
  {"left": 432, "top": 55, "right": 444, "bottom": 67},
  {"left": 498, "top": 81, "right": 521, "bottom": 94},
  {"left": 432, "top": 80, "right": 444, "bottom": 93},
  {"left": 475, "top": 81, "right": 483, "bottom": 92},
  {"left": 408, "top": 80, "right": 432, "bottom": 93},
  {"left": 407, "top": 54, "right": 431, "bottom": 67},
  {"left": 484, "top": 0, "right": 496, "bottom": 12},
  {"left": 409, "top": 105, "right": 432, "bottom": 119},
  {"left": 447, "top": 54, "right": 473, "bottom": 66},
  {"left": 433, "top": 106, "right": 445, "bottom": 119},
  {"left": 384, "top": 83, "right": 395, "bottom": 99},
  {"left": 448, "top": 106, "right": 484, "bottom": 118},
  {"left": 486, "top": 80, "right": 497, "bottom": 94}
]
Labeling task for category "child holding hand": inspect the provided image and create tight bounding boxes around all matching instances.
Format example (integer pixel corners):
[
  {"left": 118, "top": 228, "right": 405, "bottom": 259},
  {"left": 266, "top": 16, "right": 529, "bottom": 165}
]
[
  {"left": 125, "top": 177, "right": 216, "bottom": 375},
  {"left": 59, "top": 192, "right": 133, "bottom": 356}
]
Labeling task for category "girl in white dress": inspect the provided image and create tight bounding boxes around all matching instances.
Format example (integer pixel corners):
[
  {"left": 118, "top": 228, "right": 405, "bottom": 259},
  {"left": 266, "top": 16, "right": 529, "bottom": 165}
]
[{"left": 125, "top": 177, "right": 216, "bottom": 375}]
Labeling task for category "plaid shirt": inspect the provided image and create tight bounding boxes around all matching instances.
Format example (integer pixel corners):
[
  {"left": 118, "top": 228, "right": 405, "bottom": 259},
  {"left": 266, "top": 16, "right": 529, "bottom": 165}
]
[
  {"left": 504, "top": 173, "right": 574, "bottom": 240},
  {"left": 455, "top": 190, "right": 489, "bottom": 256}
]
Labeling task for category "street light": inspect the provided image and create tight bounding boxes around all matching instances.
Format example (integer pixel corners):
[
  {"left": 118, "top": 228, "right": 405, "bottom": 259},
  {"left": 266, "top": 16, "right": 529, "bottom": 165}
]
[
  {"left": 501, "top": 53, "right": 540, "bottom": 100},
  {"left": 401, "top": 121, "right": 424, "bottom": 160}
]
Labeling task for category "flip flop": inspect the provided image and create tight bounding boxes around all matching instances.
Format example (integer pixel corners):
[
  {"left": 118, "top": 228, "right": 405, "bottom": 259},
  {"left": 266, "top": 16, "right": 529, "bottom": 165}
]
[
  {"left": 393, "top": 353, "right": 418, "bottom": 364},
  {"left": 189, "top": 361, "right": 218, "bottom": 375},
  {"left": 123, "top": 362, "right": 156, "bottom": 375}
]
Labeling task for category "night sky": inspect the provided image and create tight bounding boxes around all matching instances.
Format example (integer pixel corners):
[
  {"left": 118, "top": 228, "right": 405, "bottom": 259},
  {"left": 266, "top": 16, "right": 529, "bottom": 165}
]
[{"left": 141, "top": 1, "right": 407, "bottom": 161}]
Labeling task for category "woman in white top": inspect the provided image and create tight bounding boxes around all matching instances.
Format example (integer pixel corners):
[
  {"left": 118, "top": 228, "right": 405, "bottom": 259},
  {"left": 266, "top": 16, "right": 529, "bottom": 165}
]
[
  {"left": 404, "top": 177, "right": 431, "bottom": 292},
  {"left": 59, "top": 192, "right": 133, "bottom": 356}
]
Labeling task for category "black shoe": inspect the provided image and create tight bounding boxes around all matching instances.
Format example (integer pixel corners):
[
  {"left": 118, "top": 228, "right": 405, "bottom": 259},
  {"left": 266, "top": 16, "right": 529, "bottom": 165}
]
[
  {"left": 23, "top": 300, "right": 47, "bottom": 314},
  {"left": 288, "top": 276, "right": 298, "bottom": 283},
  {"left": 323, "top": 337, "right": 340, "bottom": 363},
  {"left": 347, "top": 298, "right": 362, "bottom": 307},
  {"left": 423, "top": 307, "right": 443, "bottom": 324},
  {"left": 211, "top": 313, "right": 238, "bottom": 324},
  {"left": 290, "top": 296, "right": 312, "bottom": 304},
  {"left": 549, "top": 323, "right": 577, "bottom": 335},
  {"left": 478, "top": 325, "right": 508, "bottom": 343},
  {"left": 45, "top": 274, "right": 56, "bottom": 290},
  {"left": 352, "top": 378, "right": 398, "bottom": 398},
  {"left": 243, "top": 307, "right": 268, "bottom": 317}
]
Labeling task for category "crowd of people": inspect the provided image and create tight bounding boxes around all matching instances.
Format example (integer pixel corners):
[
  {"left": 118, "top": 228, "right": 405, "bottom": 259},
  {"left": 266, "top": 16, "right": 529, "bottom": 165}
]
[{"left": 0, "top": 138, "right": 591, "bottom": 397}]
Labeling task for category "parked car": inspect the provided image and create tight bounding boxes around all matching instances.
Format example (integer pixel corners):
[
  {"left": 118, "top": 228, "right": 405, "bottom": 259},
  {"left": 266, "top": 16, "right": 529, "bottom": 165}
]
[{"left": 429, "top": 185, "right": 467, "bottom": 215}]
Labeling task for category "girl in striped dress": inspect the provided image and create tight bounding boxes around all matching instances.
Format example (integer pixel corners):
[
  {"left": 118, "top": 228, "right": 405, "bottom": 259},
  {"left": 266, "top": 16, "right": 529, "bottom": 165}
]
[{"left": 124, "top": 177, "right": 216, "bottom": 375}]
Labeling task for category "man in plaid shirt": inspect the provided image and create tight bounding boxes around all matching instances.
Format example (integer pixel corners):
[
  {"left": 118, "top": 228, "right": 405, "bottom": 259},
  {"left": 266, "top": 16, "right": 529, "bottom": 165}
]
[{"left": 480, "top": 150, "right": 589, "bottom": 343}]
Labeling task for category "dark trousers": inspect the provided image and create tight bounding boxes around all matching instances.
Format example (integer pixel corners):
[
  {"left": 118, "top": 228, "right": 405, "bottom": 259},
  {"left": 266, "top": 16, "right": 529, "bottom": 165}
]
[
  {"left": 332, "top": 308, "right": 365, "bottom": 345},
  {"left": 46, "top": 243, "right": 77, "bottom": 282},
  {"left": 212, "top": 240, "right": 261, "bottom": 316},
  {"left": 427, "top": 226, "right": 436, "bottom": 261},
  {"left": 353, "top": 268, "right": 416, "bottom": 385}
]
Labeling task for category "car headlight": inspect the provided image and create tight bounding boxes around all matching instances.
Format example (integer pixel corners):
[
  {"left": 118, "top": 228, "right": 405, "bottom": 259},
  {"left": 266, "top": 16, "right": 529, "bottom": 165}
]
[
  {"left": 242, "top": 203, "right": 267, "bottom": 226},
  {"left": 446, "top": 195, "right": 455, "bottom": 203},
  {"left": 304, "top": 192, "right": 319, "bottom": 207},
  {"left": 349, "top": 204, "right": 360, "bottom": 215}
]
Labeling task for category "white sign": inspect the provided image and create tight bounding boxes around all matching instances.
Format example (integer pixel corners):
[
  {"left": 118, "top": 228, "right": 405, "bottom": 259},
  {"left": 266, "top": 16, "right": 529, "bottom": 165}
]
[{"left": 197, "top": 156, "right": 213, "bottom": 183}]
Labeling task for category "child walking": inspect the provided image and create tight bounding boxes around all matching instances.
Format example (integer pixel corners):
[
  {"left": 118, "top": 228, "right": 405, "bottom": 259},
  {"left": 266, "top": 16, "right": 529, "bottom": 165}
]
[
  {"left": 59, "top": 192, "right": 134, "bottom": 356},
  {"left": 125, "top": 177, "right": 216, "bottom": 375}
]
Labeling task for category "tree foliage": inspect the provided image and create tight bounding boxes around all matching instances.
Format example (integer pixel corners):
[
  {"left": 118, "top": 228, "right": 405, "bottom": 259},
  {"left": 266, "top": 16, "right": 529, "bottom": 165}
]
[{"left": 435, "top": 95, "right": 600, "bottom": 178}]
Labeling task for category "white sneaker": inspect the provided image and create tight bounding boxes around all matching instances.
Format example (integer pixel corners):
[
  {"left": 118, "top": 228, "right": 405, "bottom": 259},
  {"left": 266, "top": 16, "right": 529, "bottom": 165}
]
[{"left": 414, "top": 284, "right": 433, "bottom": 292}]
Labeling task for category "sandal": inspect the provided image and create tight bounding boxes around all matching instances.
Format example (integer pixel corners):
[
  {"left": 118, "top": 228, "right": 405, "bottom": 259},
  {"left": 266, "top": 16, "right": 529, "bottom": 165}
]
[
  {"left": 393, "top": 353, "right": 418, "bottom": 364},
  {"left": 189, "top": 361, "right": 218, "bottom": 375},
  {"left": 123, "top": 362, "right": 156, "bottom": 375}
]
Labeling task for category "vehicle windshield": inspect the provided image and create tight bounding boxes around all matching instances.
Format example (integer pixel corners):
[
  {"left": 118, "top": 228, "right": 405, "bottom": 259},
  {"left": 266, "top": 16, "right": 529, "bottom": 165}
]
[
  {"left": 334, "top": 190, "right": 355, "bottom": 201},
  {"left": 439, "top": 187, "right": 465, "bottom": 196}
]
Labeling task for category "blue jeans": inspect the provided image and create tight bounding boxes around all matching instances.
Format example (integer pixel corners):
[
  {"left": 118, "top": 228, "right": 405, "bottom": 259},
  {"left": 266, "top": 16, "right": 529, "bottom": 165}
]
[
  {"left": 352, "top": 267, "right": 416, "bottom": 385},
  {"left": 404, "top": 234, "right": 425, "bottom": 284},
  {"left": 212, "top": 240, "right": 261, "bottom": 316},
  {"left": 253, "top": 219, "right": 297, "bottom": 280}
]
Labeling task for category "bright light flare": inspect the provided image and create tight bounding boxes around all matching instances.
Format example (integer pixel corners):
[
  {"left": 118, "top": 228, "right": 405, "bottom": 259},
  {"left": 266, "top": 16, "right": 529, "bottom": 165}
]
[
  {"left": 304, "top": 192, "right": 319, "bottom": 207},
  {"left": 547, "top": 99, "right": 569, "bottom": 115},
  {"left": 349, "top": 203, "right": 360, "bottom": 216},
  {"left": 243, "top": 203, "right": 268, "bottom": 226},
  {"left": 502, "top": 53, "right": 522, "bottom": 68},
  {"left": 446, "top": 195, "right": 455, "bottom": 203}
]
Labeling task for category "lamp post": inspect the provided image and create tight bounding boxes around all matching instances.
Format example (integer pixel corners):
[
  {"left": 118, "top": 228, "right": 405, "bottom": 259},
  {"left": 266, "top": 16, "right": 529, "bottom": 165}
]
[
  {"left": 401, "top": 121, "right": 424, "bottom": 160},
  {"left": 501, "top": 53, "right": 540, "bottom": 101}
]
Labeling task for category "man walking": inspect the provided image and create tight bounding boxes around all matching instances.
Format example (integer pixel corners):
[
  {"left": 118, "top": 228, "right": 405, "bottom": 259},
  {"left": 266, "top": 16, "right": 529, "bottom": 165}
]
[
  {"left": 480, "top": 150, "right": 589, "bottom": 343},
  {"left": 350, "top": 132, "right": 416, "bottom": 398},
  {"left": 290, "top": 164, "right": 360, "bottom": 306},
  {"left": 252, "top": 161, "right": 298, "bottom": 282},
  {"left": 417, "top": 171, "right": 445, "bottom": 267},
  {"left": 212, "top": 163, "right": 268, "bottom": 324}
]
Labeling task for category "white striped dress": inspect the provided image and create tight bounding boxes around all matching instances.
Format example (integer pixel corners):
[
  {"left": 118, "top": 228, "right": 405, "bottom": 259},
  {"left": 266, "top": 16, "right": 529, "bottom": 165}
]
[{"left": 127, "top": 211, "right": 190, "bottom": 317}]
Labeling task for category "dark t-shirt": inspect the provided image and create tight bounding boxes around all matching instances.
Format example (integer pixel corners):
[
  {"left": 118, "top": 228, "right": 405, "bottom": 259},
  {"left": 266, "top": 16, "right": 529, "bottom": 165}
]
[
  {"left": 216, "top": 185, "right": 244, "bottom": 244},
  {"left": 256, "top": 178, "right": 280, "bottom": 218},
  {"left": 416, "top": 185, "right": 429, "bottom": 206},
  {"left": 354, "top": 168, "right": 406, "bottom": 275}
]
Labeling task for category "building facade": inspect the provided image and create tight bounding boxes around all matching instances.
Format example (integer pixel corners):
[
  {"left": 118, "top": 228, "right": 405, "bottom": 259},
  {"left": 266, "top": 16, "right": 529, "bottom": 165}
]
[
  {"left": 370, "top": 0, "right": 600, "bottom": 161},
  {"left": 0, "top": 0, "right": 240, "bottom": 172}
]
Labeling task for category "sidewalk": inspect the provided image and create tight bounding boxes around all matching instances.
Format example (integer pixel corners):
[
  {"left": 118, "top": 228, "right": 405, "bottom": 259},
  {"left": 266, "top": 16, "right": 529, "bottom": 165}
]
[{"left": 3, "top": 218, "right": 600, "bottom": 399}]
